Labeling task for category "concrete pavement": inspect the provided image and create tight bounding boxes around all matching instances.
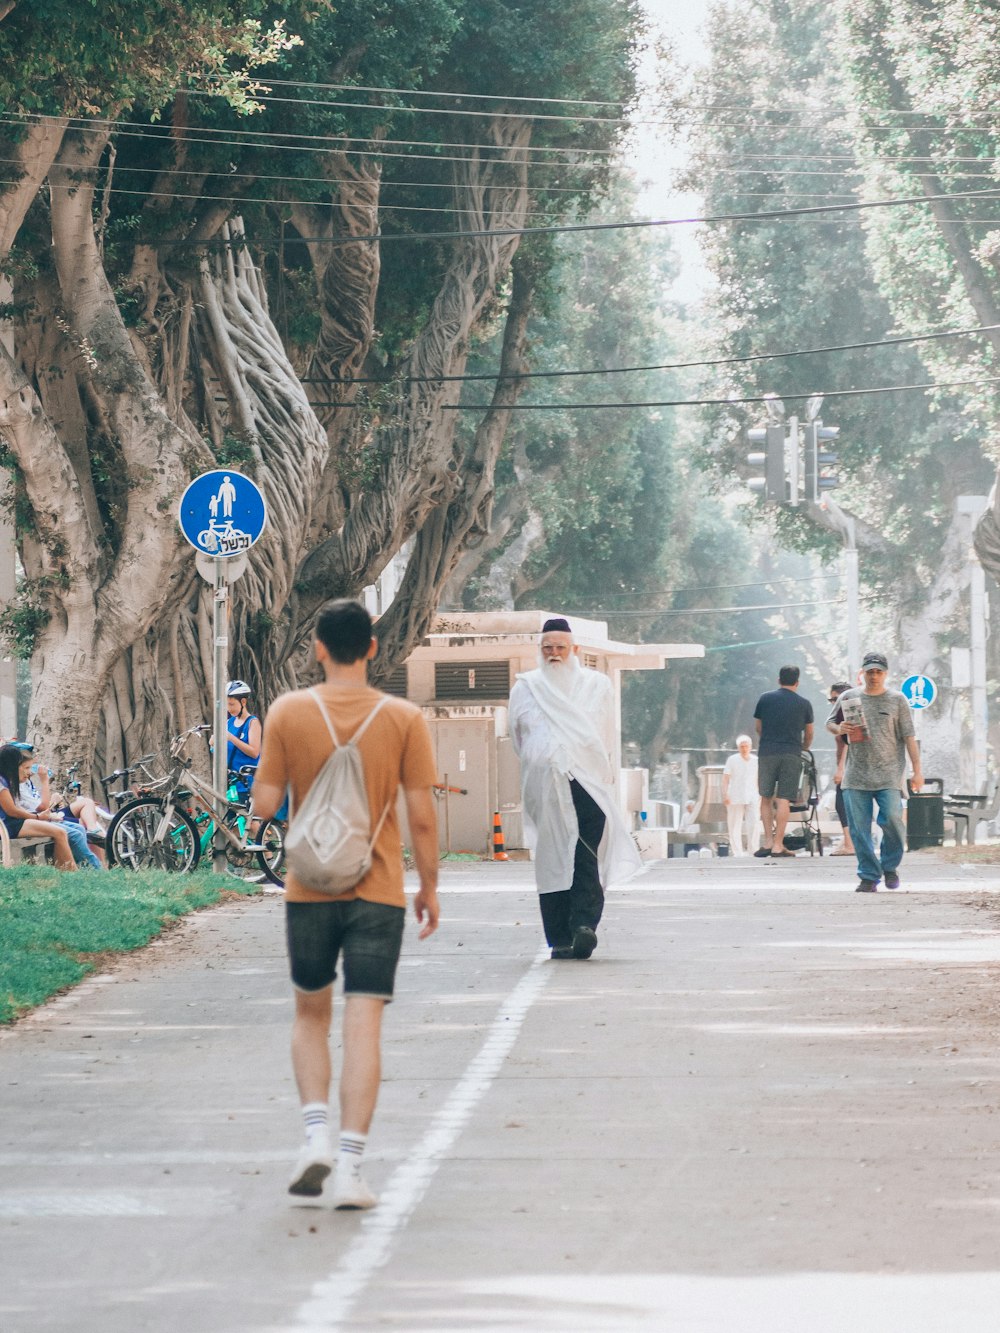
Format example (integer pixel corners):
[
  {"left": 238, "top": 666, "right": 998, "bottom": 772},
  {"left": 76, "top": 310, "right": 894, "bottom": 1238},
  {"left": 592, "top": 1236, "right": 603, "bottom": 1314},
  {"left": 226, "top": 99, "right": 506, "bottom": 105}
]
[{"left": 3, "top": 852, "right": 1000, "bottom": 1331}]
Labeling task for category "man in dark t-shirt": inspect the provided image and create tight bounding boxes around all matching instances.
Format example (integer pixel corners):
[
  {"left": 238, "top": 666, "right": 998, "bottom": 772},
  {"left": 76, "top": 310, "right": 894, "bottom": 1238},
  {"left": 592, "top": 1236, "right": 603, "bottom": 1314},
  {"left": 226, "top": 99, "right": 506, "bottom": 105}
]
[{"left": 752, "top": 665, "right": 814, "bottom": 858}]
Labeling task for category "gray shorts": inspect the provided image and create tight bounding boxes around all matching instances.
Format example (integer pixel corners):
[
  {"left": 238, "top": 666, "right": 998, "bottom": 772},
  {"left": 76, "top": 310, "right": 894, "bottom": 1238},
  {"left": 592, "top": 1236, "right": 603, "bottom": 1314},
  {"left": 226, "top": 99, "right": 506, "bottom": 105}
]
[
  {"left": 285, "top": 899, "right": 405, "bottom": 998},
  {"left": 758, "top": 752, "right": 802, "bottom": 802}
]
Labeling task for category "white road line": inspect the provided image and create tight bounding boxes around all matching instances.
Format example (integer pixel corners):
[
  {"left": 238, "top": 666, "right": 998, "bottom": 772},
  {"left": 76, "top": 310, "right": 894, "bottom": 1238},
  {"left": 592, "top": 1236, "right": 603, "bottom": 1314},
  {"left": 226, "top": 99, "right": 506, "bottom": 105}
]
[{"left": 288, "top": 948, "right": 553, "bottom": 1332}]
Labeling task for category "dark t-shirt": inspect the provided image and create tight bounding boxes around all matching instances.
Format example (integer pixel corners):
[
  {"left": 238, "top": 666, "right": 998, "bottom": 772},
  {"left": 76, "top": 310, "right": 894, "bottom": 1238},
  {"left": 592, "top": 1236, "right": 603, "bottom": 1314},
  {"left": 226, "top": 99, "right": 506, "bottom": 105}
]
[{"left": 753, "top": 687, "right": 813, "bottom": 756}]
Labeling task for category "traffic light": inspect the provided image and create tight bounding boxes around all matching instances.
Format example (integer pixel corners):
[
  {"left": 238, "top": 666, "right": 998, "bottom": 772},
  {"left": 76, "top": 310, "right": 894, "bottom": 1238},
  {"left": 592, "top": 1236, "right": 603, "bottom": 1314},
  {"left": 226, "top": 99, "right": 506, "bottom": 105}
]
[
  {"left": 803, "top": 421, "right": 840, "bottom": 501},
  {"left": 746, "top": 423, "right": 786, "bottom": 502}
]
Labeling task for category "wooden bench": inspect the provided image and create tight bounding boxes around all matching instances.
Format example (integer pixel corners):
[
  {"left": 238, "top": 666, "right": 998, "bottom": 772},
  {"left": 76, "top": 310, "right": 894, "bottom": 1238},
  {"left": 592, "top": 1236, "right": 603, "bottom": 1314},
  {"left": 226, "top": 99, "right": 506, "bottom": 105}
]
[{"left": 944, "top": 784, "right": 1000, "bottom": 846}]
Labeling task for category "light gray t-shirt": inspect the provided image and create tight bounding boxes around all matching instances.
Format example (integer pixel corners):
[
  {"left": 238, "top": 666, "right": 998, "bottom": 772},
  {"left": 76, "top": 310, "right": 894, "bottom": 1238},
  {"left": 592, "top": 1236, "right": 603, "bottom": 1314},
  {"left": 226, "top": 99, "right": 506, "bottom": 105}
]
[{"left": 828, "top": 687, "right": 914, "bottom": 791}]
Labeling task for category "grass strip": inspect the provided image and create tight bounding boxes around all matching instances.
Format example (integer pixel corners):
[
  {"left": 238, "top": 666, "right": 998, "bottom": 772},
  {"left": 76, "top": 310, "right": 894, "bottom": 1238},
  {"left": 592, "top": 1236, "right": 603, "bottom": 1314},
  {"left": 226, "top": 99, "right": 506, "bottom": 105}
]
[{"left": 0, "top": 866, "right": 261, "bottom": 1024}]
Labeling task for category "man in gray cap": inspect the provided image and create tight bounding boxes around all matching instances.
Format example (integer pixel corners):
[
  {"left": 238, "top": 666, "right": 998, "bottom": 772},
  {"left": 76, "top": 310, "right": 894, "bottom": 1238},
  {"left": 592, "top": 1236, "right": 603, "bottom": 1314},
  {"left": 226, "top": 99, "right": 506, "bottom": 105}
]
[
  {"left": 826, "top": 651, "right": 924, "bottom": 892},
  {"left": 509, "top": 617, "right": 641, "bottom": 959}
]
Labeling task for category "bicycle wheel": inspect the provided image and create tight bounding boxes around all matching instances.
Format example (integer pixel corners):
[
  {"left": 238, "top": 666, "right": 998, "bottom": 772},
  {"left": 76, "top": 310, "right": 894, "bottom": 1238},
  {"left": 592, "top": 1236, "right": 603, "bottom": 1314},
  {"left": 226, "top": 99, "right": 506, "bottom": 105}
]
[
  {"left": 108, "top": 797, "right": 201, "bottom": 872},
  {"left": 255, "top": 818, "right": 286, "bottom": 887}
]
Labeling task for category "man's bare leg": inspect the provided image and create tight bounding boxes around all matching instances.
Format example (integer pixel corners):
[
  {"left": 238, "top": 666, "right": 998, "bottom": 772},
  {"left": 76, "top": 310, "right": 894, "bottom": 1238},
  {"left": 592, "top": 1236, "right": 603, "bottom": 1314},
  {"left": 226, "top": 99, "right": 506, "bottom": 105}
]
[
  {"left": 772, "top": 797, "right": 792, "bottom": 851},
  {"left": 759, "top": 795, "right": 775, "bottom": 849},
  {"left": 291, "top": 986, "right": 333, "bottom": 1104},
  {"left": 340, "top": 995, "right": 385, "bottom": 1133},
  {"left": 332, "top": 996, "right": 386, "bottom": 1209},
  {"left": 288, "top": 987, "right": 335, "bottom": 1197}
]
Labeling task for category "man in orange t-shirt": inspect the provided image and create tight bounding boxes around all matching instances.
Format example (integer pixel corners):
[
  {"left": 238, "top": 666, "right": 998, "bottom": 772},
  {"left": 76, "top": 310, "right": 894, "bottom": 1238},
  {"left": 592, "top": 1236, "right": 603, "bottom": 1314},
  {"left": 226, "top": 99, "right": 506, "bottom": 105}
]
[{"left": 253, "top": 599, "right": 439, "bottom": 1209}]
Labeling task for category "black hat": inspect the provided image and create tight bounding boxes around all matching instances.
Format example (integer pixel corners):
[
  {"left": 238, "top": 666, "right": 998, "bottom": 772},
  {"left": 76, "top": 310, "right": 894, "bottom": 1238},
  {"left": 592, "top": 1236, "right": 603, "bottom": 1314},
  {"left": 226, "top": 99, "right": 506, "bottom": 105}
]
[
  {"left": 542, "top": 617, "right": 572, "bottom": 634},
  {"left": 861, "top": 651, "right": 888, "bottom": 670}
]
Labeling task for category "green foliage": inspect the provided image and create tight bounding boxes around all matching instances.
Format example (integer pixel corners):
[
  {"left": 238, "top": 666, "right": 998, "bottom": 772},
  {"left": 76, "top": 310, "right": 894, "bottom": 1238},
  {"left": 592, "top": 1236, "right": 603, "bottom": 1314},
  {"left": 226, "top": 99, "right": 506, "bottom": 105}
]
[
  {"left": 681, "top": 0, "right": 993, "bottom": 597},
  {"left": 214, "top": 431, "right": 260, "bottom": 470},
  {"left": 0, "top": 2, "right": 300, "bottom": 118},
  {"left": 0, "top": 574, "right": 69, "bottom": 658},
  {"left": 462, "top": 174, "right": 683, "bottom": 611},
  {"left": 836, "top": 0, "right": 1000, "bottom": 462}
]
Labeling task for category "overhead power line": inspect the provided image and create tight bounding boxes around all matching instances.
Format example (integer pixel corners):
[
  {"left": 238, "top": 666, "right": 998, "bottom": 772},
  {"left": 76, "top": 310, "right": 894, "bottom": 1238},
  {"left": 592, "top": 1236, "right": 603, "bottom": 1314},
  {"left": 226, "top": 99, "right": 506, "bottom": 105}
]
[
  {"left": 189, "top": 87, "right": 1000, "bottom": 135},
  {"left": 164, "top": 185, "right": 1000, "bottom": 248},
  {"left": 299, "top": 323, "right": 1000, "bottom": 387},
  {"left": 0, "top": 111, "right": 616, "bottom": 164},
  {"left": 568, "top": 599, "right": 846, "bottom": 615},
  {"left": 260, "top": 78, "right": 633, "bottom": 112},
  {"left": 248, "top": 78, "right": 1000, "bottom": 126},
  {"left": 432, "top": 373, "right": 1000, "bottom": 411}
]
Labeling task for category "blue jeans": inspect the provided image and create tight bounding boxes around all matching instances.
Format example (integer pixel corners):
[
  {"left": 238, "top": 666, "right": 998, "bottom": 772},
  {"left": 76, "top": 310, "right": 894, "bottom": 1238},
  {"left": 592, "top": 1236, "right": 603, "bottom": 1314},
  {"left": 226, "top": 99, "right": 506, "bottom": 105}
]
[
  {"left": 842, "top": 787, "right": 905, "bottom": 885},
  {"left": 64, "top": 819, "right": 103, "bottom": 870}
]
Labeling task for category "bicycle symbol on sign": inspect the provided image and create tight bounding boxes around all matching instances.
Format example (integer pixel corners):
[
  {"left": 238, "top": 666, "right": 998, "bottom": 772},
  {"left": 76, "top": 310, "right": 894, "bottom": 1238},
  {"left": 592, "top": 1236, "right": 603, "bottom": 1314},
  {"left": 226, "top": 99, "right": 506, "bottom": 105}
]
[{"left": 197, "top": 520, "right": 252, "bottom": 555}]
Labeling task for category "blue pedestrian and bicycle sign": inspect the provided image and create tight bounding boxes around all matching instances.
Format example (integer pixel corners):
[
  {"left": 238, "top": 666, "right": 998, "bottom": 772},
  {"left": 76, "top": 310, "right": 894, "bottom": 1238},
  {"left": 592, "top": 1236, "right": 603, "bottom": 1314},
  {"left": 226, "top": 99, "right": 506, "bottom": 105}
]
[
  {"left": 178, "top": 469, "right": 267, "bottom": 558},
  {"left": 901, "top": 674, "right": 937, "bottom": 710}
]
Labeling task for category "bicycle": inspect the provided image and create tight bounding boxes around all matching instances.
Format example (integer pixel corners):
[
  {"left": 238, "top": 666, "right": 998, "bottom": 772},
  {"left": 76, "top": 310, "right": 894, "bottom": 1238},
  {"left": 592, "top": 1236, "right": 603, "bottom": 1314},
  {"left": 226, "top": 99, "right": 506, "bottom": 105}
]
[
  {"left": 100, "top": 753, "right": 162, "bottom": 811},
  {"left": 105, "top": 725, "right": 284, "bottom": 883},
  {"left": 187, "top": 765, "right": 286, "bottom": 886}
]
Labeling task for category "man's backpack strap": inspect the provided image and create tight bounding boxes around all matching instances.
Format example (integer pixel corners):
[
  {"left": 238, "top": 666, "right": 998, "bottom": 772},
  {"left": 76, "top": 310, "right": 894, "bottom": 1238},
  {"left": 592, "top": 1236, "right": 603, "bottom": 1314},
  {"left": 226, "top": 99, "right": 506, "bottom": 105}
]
[
  {"left": 307, "top": 690, "right": 389, "bottom": 749},
  {"left": 307, "top": 690, "right": 392, "bottom": 835}
]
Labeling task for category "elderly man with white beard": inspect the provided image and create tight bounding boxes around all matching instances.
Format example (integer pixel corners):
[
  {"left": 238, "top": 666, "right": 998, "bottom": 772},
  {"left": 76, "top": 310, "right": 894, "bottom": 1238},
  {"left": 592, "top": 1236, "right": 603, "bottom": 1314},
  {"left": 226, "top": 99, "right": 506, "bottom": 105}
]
[{"left": 508, "top": 617, "right": 642, "bottom": 960}]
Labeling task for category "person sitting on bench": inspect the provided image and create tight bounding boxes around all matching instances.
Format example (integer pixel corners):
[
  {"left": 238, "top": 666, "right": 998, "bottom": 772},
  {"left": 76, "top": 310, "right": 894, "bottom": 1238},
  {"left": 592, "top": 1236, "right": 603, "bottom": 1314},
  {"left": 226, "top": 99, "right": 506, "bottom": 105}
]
[
  {"left": 11, "top": 742, "right": 104, "bottom": 868},
  {"left": 0, "top": 744, "right": 76, "bottom": 869}
]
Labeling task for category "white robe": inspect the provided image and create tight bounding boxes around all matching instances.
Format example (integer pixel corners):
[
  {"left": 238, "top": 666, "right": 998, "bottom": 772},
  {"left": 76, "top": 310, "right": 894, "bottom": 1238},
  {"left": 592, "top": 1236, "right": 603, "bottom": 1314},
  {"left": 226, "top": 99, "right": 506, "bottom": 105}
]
[{"left": 508, "top": 665, "right": 642, "bottom": 894}]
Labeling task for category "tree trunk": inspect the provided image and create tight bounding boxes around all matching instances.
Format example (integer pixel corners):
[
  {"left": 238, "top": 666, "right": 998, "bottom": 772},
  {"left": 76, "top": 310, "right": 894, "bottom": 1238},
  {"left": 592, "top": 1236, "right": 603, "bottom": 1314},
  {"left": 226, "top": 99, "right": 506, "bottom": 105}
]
[
  {"left": 371, "top": 257, "right": 536, "bottom": 676},
  {"left": 3, "top": 125, "right": 203, "bottom": 779},
  {"left": 293, "top": 119, "right": 532, "bottom": 643}
]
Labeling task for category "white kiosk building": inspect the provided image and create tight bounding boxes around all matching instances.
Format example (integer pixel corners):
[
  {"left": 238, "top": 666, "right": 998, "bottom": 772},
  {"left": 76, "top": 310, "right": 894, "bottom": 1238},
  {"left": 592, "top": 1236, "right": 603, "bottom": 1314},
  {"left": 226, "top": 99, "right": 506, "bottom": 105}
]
[{"left": 384, "top": 611, "right": 704, "bottom": 854}]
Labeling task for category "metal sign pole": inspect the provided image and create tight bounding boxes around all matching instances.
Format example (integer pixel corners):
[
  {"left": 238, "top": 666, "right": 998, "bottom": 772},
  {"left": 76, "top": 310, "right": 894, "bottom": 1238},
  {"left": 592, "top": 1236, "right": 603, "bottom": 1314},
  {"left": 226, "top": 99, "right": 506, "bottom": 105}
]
[
  {"left": 213, "top": 559, "right": 229, "bottom": 874},
  {"left": 178, "top": 468, "right": 266, "bottom": 877}
]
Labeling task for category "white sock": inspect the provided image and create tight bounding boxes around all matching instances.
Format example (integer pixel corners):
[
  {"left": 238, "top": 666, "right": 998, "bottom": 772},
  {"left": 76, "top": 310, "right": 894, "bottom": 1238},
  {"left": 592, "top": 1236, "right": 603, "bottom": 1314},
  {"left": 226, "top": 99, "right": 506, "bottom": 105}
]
[
  {"left": 338, "top": 1130, "right": 367, "bottom": 1171},
  {"left": 302, "top": 1102, "right": 330, "bottom": 1147}
]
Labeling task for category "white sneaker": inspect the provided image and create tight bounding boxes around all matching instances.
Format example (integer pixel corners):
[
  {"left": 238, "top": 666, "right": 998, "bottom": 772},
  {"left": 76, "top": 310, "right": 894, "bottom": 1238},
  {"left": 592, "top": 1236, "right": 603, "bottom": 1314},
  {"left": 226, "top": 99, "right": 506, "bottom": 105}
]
[
  {"left": 332, "top": 1162, "right": 378, "bottom": 1210},
  {"left": 288, "top": 1141, "right": 334, "bottom": 1197}
]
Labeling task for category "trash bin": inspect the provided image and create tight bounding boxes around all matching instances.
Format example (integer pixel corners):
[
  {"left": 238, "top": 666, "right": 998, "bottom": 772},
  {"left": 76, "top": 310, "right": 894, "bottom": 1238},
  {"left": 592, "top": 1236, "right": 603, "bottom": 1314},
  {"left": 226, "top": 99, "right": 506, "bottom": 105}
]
[{"left": 907, "top": 777, "right": 944, "bottom": 850}]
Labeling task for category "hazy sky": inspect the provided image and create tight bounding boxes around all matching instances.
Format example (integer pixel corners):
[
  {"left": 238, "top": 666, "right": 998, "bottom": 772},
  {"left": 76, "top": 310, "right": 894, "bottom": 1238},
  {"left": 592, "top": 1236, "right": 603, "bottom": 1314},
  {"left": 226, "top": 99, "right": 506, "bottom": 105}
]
[{"left": 629, "top": 0, "right": 712, "bottom": 303}]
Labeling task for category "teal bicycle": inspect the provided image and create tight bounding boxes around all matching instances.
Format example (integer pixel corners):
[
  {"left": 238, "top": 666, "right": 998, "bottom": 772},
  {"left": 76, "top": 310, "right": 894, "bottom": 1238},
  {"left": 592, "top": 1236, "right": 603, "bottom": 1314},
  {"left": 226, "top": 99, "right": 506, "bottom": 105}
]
[{"left": 106, "top": 725, "right": 285, "bottom": 884}]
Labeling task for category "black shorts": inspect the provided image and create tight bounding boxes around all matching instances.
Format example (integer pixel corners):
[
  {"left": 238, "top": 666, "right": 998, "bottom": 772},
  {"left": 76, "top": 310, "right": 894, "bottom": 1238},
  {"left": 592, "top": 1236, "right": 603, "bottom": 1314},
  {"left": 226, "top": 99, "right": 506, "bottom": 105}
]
[
  {"left": 285, "top": 899, "right": 405, "bottom": 999},
  {"left": 4, "top": 817, "right": 25, "bottom": 838},
  {"left": 758, "top": 752, "right": 803, "bottom": 801}
]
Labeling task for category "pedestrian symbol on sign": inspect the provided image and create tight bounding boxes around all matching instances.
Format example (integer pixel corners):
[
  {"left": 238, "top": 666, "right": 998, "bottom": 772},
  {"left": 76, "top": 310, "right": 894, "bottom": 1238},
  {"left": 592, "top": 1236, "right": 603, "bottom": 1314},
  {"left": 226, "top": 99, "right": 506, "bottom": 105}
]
[{"left": 900, "top": 674, "right": 937, "bottom": 710}]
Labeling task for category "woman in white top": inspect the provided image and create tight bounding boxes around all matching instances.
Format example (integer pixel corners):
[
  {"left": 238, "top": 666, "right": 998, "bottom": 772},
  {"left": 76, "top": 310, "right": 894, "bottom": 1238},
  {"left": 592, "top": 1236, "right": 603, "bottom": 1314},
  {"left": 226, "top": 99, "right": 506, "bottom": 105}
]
[{"left": 722, "top": 735, "right": 760, "bottom": 856}]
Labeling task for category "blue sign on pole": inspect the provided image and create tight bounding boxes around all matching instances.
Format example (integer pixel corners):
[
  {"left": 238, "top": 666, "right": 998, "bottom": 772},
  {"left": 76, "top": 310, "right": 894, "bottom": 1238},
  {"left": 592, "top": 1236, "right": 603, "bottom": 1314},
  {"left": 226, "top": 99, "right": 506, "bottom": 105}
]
[
  {"left": 178, "top": 470, "right": 267, "bottom": 558},
  {"left": 901, "top": 674, "right": 936, "bottom": 710}
]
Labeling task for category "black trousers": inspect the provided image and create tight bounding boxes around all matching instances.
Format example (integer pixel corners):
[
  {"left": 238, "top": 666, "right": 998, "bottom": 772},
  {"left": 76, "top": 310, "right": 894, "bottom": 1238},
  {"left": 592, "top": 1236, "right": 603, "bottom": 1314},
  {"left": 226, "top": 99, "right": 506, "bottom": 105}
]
[{"left": 538, "top": 779, "right": 606, "bottom": 948}]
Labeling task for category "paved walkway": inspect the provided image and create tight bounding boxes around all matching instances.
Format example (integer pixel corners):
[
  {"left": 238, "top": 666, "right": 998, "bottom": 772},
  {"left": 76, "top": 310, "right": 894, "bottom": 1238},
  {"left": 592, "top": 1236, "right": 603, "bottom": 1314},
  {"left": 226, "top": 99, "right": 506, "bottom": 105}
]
[{"left": 3, "top": 853, "right": 1000, "bottom": 1331}]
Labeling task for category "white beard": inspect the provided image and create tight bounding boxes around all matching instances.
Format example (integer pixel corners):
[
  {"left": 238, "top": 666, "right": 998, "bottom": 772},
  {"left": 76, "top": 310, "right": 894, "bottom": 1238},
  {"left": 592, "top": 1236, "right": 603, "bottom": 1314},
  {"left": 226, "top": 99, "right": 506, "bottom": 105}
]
[{"left": 541, "top": 654, "right": 582, "bottom": 696}]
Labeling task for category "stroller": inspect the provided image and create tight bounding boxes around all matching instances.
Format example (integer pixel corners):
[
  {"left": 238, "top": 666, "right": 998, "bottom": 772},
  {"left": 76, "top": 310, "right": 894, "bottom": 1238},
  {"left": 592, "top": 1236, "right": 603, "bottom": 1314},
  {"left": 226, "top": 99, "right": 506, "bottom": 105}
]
[{"left": 780, "top": 750, "right": 824, "bottom": 856}]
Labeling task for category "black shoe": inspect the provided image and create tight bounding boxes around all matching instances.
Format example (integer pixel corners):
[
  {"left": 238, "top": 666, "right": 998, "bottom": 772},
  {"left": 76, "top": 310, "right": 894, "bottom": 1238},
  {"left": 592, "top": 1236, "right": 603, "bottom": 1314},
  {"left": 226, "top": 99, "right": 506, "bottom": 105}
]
[
  {"left": 86, "top": 829, "right": 106, "bottom": 847},
  {"left": 753, "top": 847, "right": 772, "bottom": 858},
  {"left": 550, "top": 946, "right": 574, "bottom": 960},
  {"left": 855, "top": 880, "right": 878, "bottom": 892},
  {"left": 571, "top": 926, "right": 598, "bottom": 959},
  {"left": 883, "top": 871, "right": 900, "bottom": 889}
]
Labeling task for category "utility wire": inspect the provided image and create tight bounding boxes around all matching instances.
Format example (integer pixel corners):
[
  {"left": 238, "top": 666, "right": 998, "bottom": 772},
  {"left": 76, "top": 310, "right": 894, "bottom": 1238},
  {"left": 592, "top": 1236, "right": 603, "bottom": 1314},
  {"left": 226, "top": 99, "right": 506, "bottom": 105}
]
[
  {"left": 0, "top": 111, "right": 617, "bottom": 165},
  {"left": 299, "top": 323, "right": 1000, "bottom": 387},
  {"left": 16, "top": 107, "right": 1000, "bottom": 166},
  {"left": 567, "top": 599, "right": 846, "bottom": 614},
  {"left": 157, "top": 185, "right": 1000, "bottom": 248},
  {"left": 260, "top": 78, "right": 632, "bottom": 110},
  {"left": 189, "top": 88, "right": 1000, "bottom": 134},
  {"left": 242, "top": 78, "right": 1000, "bottom": 125},
  {"left": 431, "top": 372, "right": 1000, "bottom": 411},
  {"left": 588, "top": 574, "right": 841, "bottom": 594}
]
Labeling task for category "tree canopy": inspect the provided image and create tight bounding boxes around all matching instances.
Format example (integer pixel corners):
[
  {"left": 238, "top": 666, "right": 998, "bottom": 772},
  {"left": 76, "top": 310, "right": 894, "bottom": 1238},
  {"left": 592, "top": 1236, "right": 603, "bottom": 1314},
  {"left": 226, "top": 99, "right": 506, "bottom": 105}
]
[{"left": 0, "top": 0, "right": 645, "bottom": 777}]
